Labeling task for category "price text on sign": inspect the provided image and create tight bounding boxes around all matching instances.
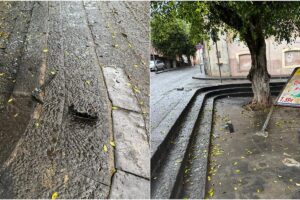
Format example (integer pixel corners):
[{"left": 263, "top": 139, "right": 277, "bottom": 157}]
[{"left": 276, "top": 67, "right": 300, "bottom": 107}]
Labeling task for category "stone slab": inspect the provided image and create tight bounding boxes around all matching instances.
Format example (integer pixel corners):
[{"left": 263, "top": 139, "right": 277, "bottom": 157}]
[
  {"left": 103, "top": 66, "right": 141, "bottom": 112},
  {"left": 113, "top": 109, "right": 150, "bottom": 178},
  {"left": 109, "top": 170, "right": 150, "bottom": 199}
]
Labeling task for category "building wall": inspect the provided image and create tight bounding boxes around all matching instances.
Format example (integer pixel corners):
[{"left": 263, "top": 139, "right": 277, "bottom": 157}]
[
  {"left": 206, "top": 35, "right": 300, "bottom": 77},
  {"left": 206, "top": 34, "right": 231, "bottom": 77}
]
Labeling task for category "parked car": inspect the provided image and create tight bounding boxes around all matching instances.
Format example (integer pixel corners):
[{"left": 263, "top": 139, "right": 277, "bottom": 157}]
[{"left": 150, "top": 60, "right": 165, "bottom": 72}]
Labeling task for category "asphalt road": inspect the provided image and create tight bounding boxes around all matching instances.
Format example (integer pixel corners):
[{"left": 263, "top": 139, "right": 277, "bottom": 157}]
[{"left": 150, "top": 66, "right": 210, "bottom": 132}]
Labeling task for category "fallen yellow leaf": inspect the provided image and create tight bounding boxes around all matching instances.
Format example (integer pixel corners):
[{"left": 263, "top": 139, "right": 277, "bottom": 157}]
[
  {"left": 0, "top": 73, "right": 5, "bottom": 76},
  {"left": 103, "top": 144, "right": 108, "bottom": 152},
  {"left": 112, "top": 106, "right": 118, "bottom": 110},
  {"left": 52, "top": 192, "right": 58, "bottom": 200},
  {"left": 43, "top": 48, "right": 48, "bottom": 53},
  {"left": 208, "top": 188, "right": 214, "bottom": 197},
  {"left": 110, "top": 141, "right": 116, "bottom": 147},
  {"left": 8, "top": 98, "right": 13, "bottom": 103}
]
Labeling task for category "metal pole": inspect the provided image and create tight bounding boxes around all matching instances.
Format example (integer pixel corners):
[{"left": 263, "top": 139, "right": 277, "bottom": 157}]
[
  {"left": 215, "top": 41, "right": 222, "bottom": 83},
  {"left": 199, "top": 49, "right": 202, "bottom": 74}
]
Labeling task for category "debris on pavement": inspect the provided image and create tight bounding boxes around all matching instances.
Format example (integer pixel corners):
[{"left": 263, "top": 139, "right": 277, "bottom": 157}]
[
  {"left": 69, "top": 104, "right": 98, "bottom": 121},
  {"left": 282, "top": 158, "right": 300, "bottom": 168},
  {"left": 225, "top": 121, "right": 234, "bottom": 133},
  {"left": 31, "top": 72, "right": 58, "bottom": 104},
  {"left": 255, "top": 130, "right": 268, "bottom": 138}
]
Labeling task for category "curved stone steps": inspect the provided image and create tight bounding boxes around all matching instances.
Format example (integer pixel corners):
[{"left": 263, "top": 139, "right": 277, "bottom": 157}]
[{"left": 151, "top": 82, "right": 284, "bottom": 199}]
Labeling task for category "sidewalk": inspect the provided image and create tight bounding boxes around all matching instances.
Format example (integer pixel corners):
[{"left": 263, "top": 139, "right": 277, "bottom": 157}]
[{"left": 207, "top": 97, "right": 300, "bottom": 199}]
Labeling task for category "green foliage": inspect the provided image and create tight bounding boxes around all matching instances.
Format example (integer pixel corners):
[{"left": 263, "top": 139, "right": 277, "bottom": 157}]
[
  {"left": 153, "top": 1, "right": 300, "bottom": 45},
  {"left": 151, "top": 3, "right": 196, "bottom": 59}
]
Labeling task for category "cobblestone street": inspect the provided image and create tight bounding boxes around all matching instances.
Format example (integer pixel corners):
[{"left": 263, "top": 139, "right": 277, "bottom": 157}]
[{"left": 0, "top": 1, "right": 149, "bottom": 198}]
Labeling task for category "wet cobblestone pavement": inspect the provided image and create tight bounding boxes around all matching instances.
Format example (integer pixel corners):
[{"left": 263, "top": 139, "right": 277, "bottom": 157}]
[{"left": 0, "top": 2, "right": 149, "bottom": 198}]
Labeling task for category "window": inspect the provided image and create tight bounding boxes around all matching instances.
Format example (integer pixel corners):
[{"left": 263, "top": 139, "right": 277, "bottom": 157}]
[{"left": 283, "top": 49, "right": 300, "bottom": 68}]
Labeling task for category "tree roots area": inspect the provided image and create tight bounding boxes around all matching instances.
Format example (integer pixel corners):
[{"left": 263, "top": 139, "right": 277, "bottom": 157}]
[{"left": 206, "top": 97, "right": 300, "bottom": 199}]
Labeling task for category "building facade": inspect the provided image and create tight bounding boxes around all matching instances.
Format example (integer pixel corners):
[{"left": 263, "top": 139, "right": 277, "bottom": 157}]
[{"left": 204, "top": 34, "right": 300, "bottom": 77}]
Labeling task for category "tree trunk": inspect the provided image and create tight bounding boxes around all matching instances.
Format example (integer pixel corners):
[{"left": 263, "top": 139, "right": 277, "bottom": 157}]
[{"left": 246, "top": 35, "right": 271, "bottom": 109}]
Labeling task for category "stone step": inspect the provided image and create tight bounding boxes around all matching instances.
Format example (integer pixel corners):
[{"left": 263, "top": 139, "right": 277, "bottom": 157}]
[{"left": 151, "top": 83, "right": 284, "bottom": 199}]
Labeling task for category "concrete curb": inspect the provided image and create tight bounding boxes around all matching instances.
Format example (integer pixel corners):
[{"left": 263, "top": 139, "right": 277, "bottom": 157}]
[{"left": 154, "top": 68, "right": 177, "bottom": 74}]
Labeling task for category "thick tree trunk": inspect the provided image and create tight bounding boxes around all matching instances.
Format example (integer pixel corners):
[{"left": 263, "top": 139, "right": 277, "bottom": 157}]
[{"left": 246, "top": 35, "right": 271, "bottom": 109}]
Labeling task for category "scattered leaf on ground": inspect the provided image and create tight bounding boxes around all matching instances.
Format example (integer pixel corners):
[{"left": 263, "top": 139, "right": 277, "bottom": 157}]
[
  {"left": 43, "top": 48, "right": 48, "bottom": 53},
  {"left": 103, "top": 144, "right": 108, "bottom": 152},
  {"left": 110, "top": 141, "right": 116, "bottom": 147},
  {"left": 235, "top": 169, "right": 241, "bottom": 174},
  {"left": 112, "top": 106, "right": 118, "bottom": 110},
  {"left": 52, "top": 192, "right": 58, "bottom": 200},
  {"left": 14, "top": 113, "right": 18, "bottom": 118},
  {"left": 134, "top": 64, "right": 138, "bottom": 68},
  {"left": 0, "top": 73, "right": 5, "bottom": 76},
  {"left": 8, "top": 98, "right": 13, "bottom": 103},
  {"left": 208, "top": 188, "right": 214, "bottom": 197}
]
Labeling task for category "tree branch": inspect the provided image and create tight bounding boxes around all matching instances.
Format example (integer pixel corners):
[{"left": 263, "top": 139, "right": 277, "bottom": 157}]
[{"left": 208, "top": 2, "right": 244, "bottom": 32}]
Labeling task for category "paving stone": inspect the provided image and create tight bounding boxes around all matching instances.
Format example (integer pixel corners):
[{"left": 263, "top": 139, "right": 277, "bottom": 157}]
[
  {"left": 109, "top": 170, "right": 150, "bottom": 199},
  {"left": 103, "top": 66, "right": 141, "bottom": 112},
  {"left": 113, "top": 109, "right": 150, "bottom": 178}
]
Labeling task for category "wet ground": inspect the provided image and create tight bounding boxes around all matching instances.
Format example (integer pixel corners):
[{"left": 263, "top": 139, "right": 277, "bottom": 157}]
[
  {"left": 0, "top": 1, "right": 149, "bottom": 198},
  {"left": 150, "top": 66, "right": 215, "bottom": 133},
  {"left": 207, "top": 97, "right": 300, "bottom": 199}
]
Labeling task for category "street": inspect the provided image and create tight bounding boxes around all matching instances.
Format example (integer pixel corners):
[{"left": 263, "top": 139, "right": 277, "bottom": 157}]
[{"left": 150, "top": 66, "right": 211, "bottom": 132}]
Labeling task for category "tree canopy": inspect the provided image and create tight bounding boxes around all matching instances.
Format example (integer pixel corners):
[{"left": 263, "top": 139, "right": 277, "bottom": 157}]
[
  {"left": 151, "top": 1, "right": 300, "bottom": 109},
  {"left": 150, "top": 5, "right": 196, "bottom": 60}
]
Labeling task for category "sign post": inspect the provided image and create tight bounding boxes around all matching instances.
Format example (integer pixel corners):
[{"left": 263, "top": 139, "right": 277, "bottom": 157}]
[
  {"left": 211, "top": 30, "right": 222, "bottom": 83},
  {"left": 196, "top": 43, "right": 203, "bottom": 75}
]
